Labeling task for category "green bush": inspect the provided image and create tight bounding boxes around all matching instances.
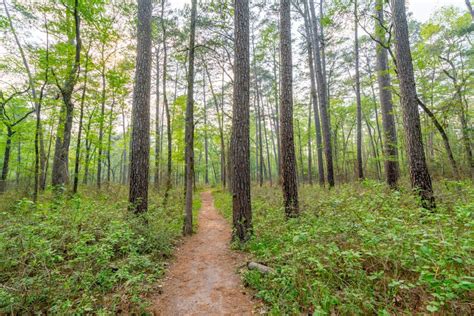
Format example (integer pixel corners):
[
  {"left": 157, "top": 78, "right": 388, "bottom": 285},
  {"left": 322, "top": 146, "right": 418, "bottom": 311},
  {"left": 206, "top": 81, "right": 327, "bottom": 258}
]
[
  {"left": 0, "top": 186, "right": 195, "bottom": 314},
  {"left": 213, "top": 180, "right": 473, "bottom": 315}
]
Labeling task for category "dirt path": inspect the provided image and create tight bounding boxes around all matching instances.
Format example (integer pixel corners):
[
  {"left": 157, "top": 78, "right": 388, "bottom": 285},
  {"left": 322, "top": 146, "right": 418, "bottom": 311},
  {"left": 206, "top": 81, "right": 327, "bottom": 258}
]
[{"left": 152, "top": 191, "right": 255, "bottom": 316}]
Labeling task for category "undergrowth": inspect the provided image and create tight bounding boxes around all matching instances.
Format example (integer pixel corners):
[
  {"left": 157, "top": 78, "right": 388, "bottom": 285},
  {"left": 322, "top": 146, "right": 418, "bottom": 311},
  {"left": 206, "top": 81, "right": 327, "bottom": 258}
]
[
  {"left": 213, "top": 179, "right": 473, "bottom": 315},
  {"left": 0, "top": 185, "right": 200, "bottom": 314}
]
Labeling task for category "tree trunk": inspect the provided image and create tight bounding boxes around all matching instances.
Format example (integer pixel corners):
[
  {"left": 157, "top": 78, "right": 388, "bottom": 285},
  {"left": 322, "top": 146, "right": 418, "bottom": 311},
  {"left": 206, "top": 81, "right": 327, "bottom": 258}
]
[
  {"left": 73, "top": 51, "right": 90, "bottom": 194},
  {"left": 106, "top": 94, "right": 115, "bottom": 184},
  {"left": 309, "top": 0, "right": 334, "bottom": 187},
  {"left": 354, "top": 0, "right": 364, "bottom": 180},
  {"left": 129, "top": 0, "right": 152, "bottom": 214},
  {"left": 161, "top": 0, "right": 173, "bottom": 198},
  {"left": 154, "top": 45, "right": 161, "bottom": 189},
  {"left": 262, "top": 103, "right": 273, "bottom": 186},
  {"left": 0, "top": 130, "right": 14, "bottom": 193},
  {"left": 205, "top": 65, "right": 226, "bottom": 187},
  {"left": 183, "top": 0, "right": 197, "bottom": 236},
  {"left": 203, "top": 70, "right": 209, "bottom": 185},
  {"left": 51, "top": 0, "right": 81, "bottom": 189},
  {"left": 280, "top": 0, "right": 299, "bottom": 217},
  {"left": 390, "top": 0, "right": 435, "bottom": 209},
  {"left": 375, "top": 0, "right": 399, "bottom": 187},
  {"left": 97, "top": 45, "right": 106, "bottom": 189},
  {"left": 307, "top": 100, "right": 313, "bottom": 185},
  {"left": 232, "top": 0, "right": 252, "bottom": 242},
  {"left": 302, "top": 2, "right": 324, "bottom": 186}
]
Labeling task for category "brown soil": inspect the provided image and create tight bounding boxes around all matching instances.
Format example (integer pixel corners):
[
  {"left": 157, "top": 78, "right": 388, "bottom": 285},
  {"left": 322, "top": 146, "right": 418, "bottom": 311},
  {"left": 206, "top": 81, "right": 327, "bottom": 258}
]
[{"left": 151, "top": 191, "right": 256, "bottom": 316}]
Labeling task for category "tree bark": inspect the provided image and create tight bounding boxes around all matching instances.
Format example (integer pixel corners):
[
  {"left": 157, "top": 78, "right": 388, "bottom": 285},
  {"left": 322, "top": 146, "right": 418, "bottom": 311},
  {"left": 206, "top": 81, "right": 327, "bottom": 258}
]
[
  {"left": 301, "top": 1, "right": 324, "bottom": 186},
  {"left": 51, "top": 0, "right": 81, "bottom": 189},
  {"left": 129, "top": 0, "right": 152, "bottom": 214},
  {"left": 73, "top": 51, "right": 90, "bottom": 194},
  {"left": 280, "top": 0, "right": 299, "bottom": 217},
  {"left": 309, "top": 0, "right": 334, "bottom": 187},
  {"left": 203, "top": 70, "right": 209, "bottom": 185},
  {"left": 161, "top": 0, "right": 172, "bottom": 199},
  {"left": 0, "top": 129, "right": 14, "bottom": 193},
  {"left": 183, "top": 0, "right": 197, "bottom": 236},
  {"left": 154, "top": 45, "right": 161, "bottom": 189},
  {"left": 232, "top": 0, "right": 252, "bottom": 242},
  {"left": 354, "top": 0, "right": 364, "bottom": 180},
  {"left": 375, "top": 0, "right": 399, "bottom": 187},
  {"left": 390, "top": 0, "right": 435, "bottom": 209},
  {"left": 205, "top": 64, "right": 226, "bottom": 187}
]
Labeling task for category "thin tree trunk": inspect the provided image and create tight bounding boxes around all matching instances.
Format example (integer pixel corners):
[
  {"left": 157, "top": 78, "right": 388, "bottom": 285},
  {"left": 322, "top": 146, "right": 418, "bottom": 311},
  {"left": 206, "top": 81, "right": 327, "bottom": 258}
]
[
  {"left": 154, "top": 45, "right": 161, "bottom": 189},
  {"left": 73, "top": 51, "right": 90, "bottom": 193},
  {"left": 203, "top": 70, "right": 209, "bottom": 185},
  {"left": 296, "top": 119, "right": 305, "bottom": 183},
  {"left": 106, "top": 93, "right": 115, "bottom": 184},
  {"left": 375, "top": 0, "right": 399, "bottom": 187},
  {"left": 262, "top": 103, "right": 273, "bottom": 186},
  {"left": 51, "top": 0, "right": 81, "bottom": 189},
  {"left": 354, "top": 0, "right": 364, "bottom": 180},
  {"left": 205, "top": 65, "right": 226, "bottom": 187},
  {"left": 0, "top": 130, "right": 14, "bottom": 193},
  {"left": 97, "top": 44, "right": 106, "bottom": 189},
  {"left": 309, "top": 0, "right": 334, "bottom": 187},
  {"left": 161, "top": 0, "right": 172, "bottom": 199},
  {"left": 307, "top": 100, "right": 313, "bottom": 185},
  {"left": 302, "top": 2, "right": 324, "bottom": 185},
  {"left": 183, "top": 0, "right": 197, "bottom": 236}
]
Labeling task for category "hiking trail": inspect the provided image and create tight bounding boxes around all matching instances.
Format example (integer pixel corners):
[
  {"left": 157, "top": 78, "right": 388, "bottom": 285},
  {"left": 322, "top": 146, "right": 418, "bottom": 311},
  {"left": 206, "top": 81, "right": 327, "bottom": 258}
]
[{"left": 152, "top": 191, "right": 256, "bottom": 315}]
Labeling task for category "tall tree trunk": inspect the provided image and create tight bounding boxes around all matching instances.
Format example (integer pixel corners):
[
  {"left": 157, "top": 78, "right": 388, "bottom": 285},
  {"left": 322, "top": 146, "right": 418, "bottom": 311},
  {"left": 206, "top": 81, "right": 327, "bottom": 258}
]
[
  {"left": 232, "top": 0, "right": 252, "bottom": 242},
  {"left": 375, "top": 0, "right": 399, "bottom": 187},
  {"left": 73, "top": 51, "right": 90, "bottom": 193},
  {"left": 129, "top": 0, "right": 152, "bottom": 214},
  {"left": 205, "top": 65, "right": 226, "bottom": 187},
  {"left": 262, "top": 103, "right": 273, "bottom": 186},
  {"left": 296, "top": 119, "right": 305, "bottom": 183},
  {"left": 272, "top": 43, "right": 281, "bottom": 177},
  {"left": 0, "top": 129, "right": 14, "bottom": 193},
  {"left": 106, "top": 94, "right": 115, "bottom": 184},
  {"left": 280, "top": 0, "right": 299, "bottom": 217},
  {"left": 121, "top": 107, "right": 128, "bottom": 185},
  {"left": 307, "top": 100, "right": 313, "bottom": 185},
  {"left": 203, "top": 70, "right": 209, "bottom": 185},
  {"left": 183, "top": 0, "right": 197, "bottom": 236},
  {"left": 3, "top": 1, "right": 47, "bottom": 197},
  {"left": 354, "top": 0, "right": 364, "bottom": 180},
  {"left": 309, "top": 0, "right": 334, "bottom": 187},
  {"left": 390, "top": 0, "right": 435, "bottom": 209},
  {"left": 51, "top": 0, "right": 81, "bottom": 189},
  {"left": 302, "top": 2, "right": 324, "bottom": 186},
  {"left": 97, "top": 44, "right": 106, "bottom": 189},
  {"left": 154, "top": 45, "right": 161, "bottom": 189},
  {"left": 161, "top": 0, "right": 172, "bottom": 198}
]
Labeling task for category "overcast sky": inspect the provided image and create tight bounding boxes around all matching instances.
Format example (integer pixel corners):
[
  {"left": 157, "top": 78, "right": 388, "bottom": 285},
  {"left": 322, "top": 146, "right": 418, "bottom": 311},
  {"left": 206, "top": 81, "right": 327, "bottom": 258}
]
[{"left": 170, "top": 0, "right": 467, "bottom": 22}]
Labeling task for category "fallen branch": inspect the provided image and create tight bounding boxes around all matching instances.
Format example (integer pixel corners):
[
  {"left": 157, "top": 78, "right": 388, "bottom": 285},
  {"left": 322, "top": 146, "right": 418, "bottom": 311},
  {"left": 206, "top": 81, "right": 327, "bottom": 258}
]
[{"left": 247, "top": 262, "right": 274, "bottom": 274}]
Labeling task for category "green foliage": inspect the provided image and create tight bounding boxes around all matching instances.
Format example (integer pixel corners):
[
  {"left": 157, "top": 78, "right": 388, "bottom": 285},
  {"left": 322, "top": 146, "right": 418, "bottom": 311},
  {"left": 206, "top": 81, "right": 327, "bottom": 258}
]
[
  {"left": 0, "top": 187, "right": 194, "bottom": 314},
  {"left": 213, "top": 180, "right": 473, "bottom": 314}
]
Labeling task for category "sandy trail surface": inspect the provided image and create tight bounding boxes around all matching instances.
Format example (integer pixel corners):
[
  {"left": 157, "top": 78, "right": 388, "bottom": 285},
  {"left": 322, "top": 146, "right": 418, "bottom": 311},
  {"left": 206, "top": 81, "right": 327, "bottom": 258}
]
[{"left": 152, "top": 191, "right": 255, "bottom": 316}]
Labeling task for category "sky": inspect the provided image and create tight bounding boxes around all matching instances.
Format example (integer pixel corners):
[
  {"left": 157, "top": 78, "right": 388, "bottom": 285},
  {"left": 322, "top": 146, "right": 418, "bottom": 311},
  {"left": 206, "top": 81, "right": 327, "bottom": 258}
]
[{"left": 170, "top": 0, "right": 467, "bottom": 22}]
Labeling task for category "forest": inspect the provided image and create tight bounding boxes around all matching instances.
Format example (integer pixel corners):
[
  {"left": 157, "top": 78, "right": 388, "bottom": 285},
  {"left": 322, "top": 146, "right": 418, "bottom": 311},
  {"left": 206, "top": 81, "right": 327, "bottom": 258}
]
[{"left": 0, "top": 0, "right": 473, "bottom": 314}]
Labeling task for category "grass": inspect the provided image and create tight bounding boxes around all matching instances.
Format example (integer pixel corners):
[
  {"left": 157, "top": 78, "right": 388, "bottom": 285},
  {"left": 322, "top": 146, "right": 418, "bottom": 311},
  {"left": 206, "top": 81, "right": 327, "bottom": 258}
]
[
  {"left": 0, "top": 185, "right": 201, "bottom": 314},
  {"left": 213, "top": 179, "right": 473, "bottom": 315}
]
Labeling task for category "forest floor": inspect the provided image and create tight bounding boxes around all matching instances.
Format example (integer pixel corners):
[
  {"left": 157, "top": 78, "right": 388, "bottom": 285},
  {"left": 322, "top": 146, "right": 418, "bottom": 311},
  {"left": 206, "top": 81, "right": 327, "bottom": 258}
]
[{"left": 151, "top": 191, "right": 255, "bottom": 315}]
